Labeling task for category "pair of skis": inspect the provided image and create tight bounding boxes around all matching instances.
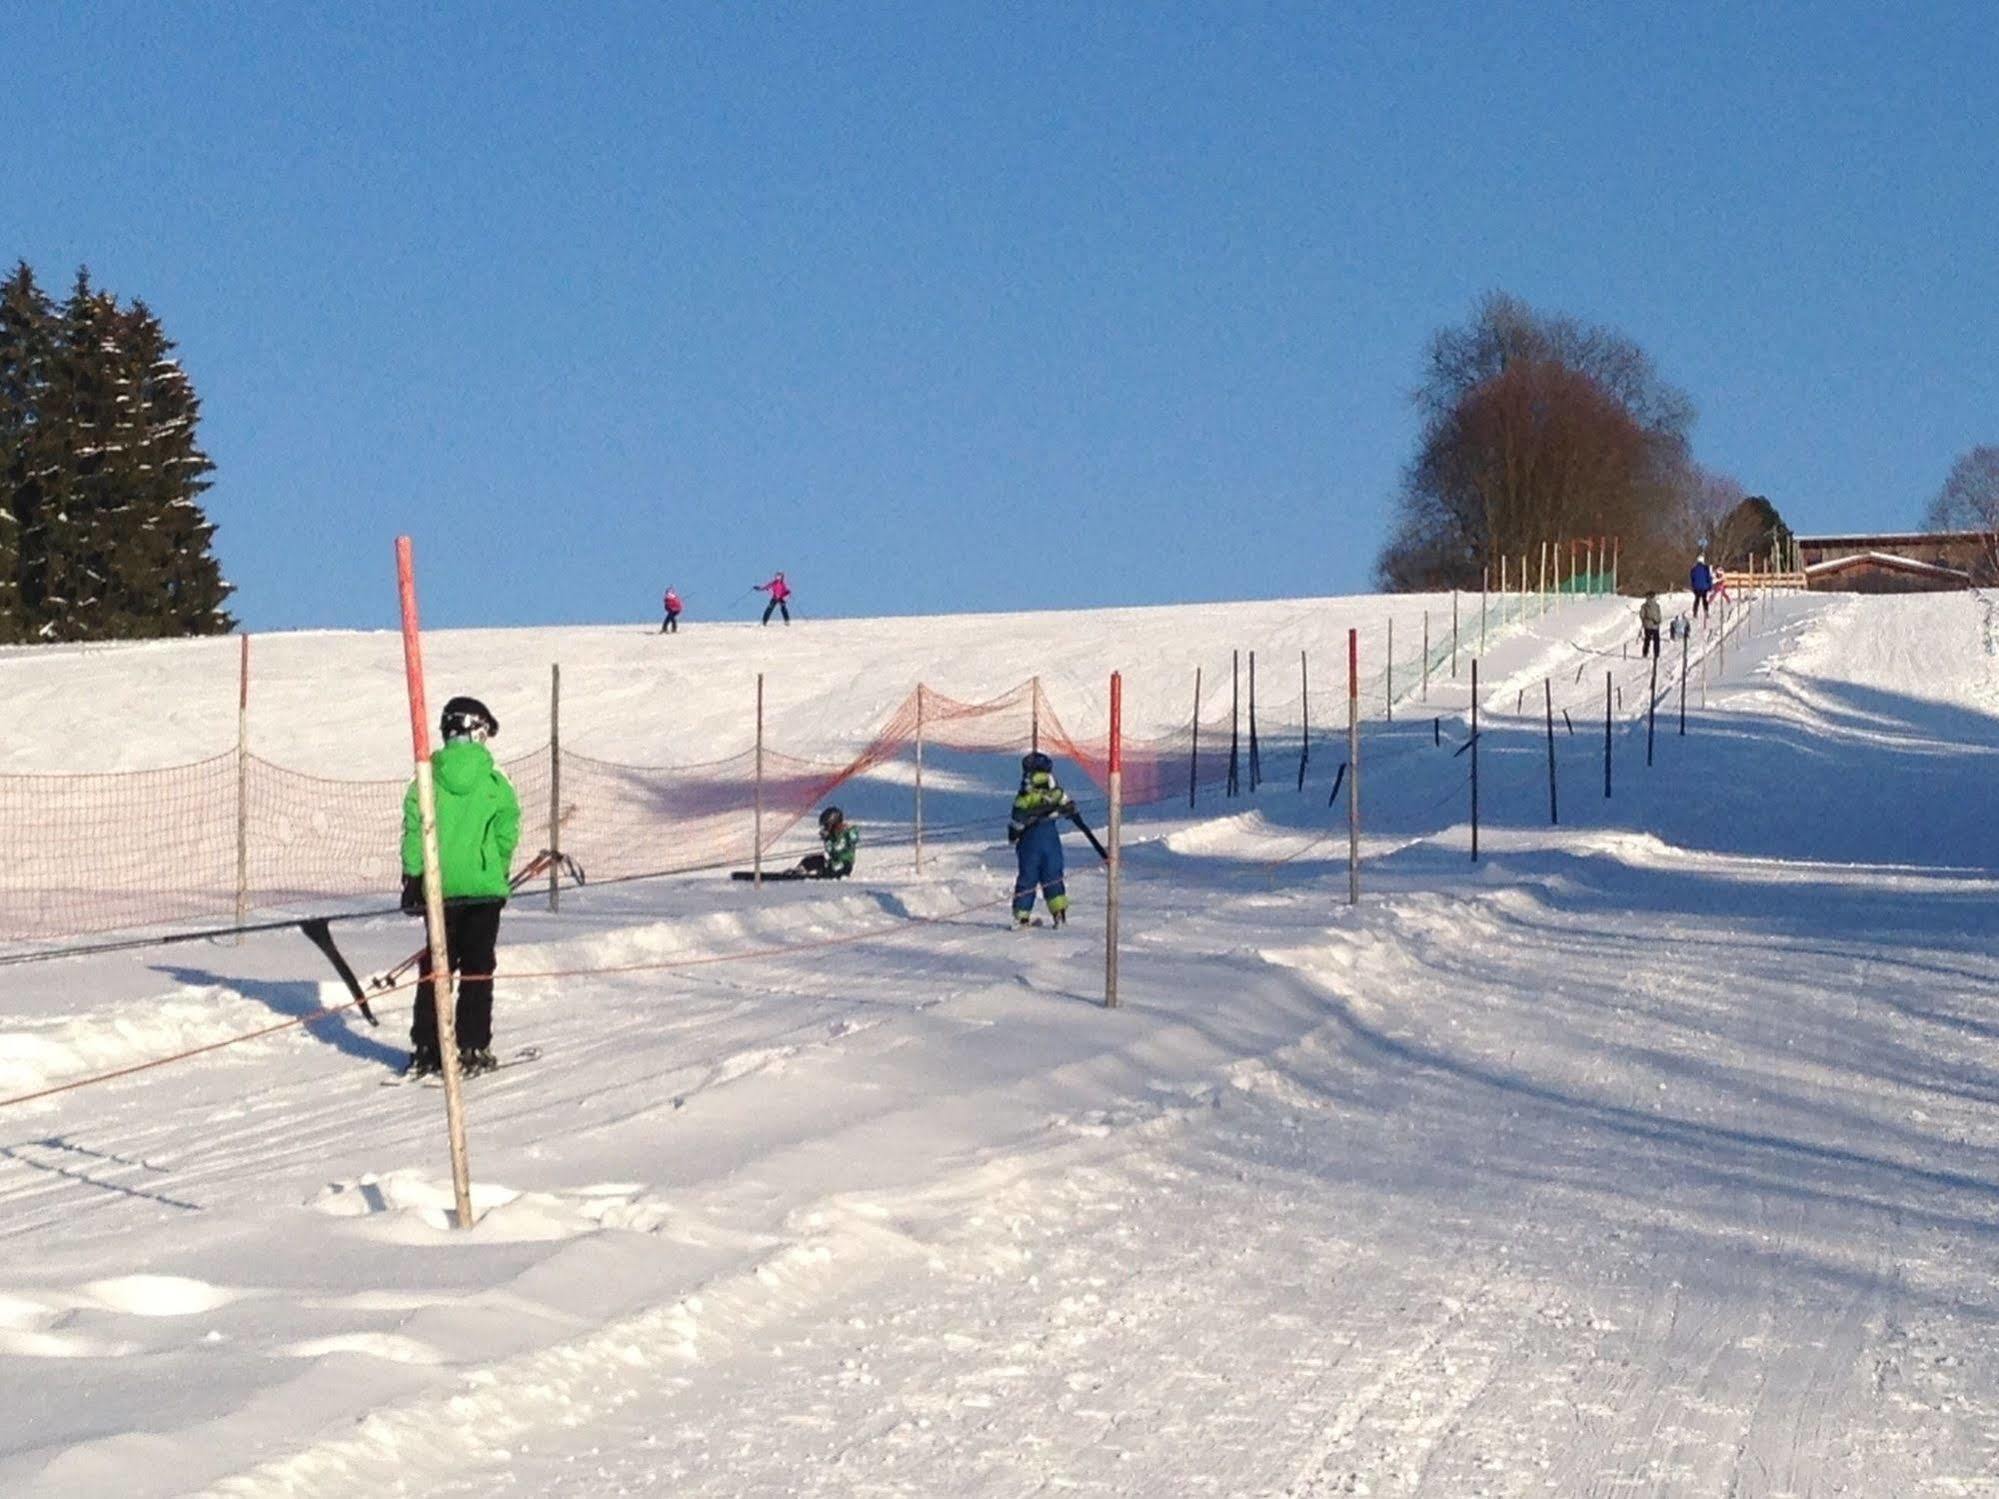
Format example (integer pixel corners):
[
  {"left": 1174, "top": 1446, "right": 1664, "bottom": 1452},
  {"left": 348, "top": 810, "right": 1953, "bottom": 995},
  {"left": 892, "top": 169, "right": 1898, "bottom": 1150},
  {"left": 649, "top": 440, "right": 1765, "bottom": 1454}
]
[
  {"left": 380, "top": 1044, "right": 543, "bottom": 1086},
  {"left": 300, "top": 850, "right": 585, "bottom": 1025}
]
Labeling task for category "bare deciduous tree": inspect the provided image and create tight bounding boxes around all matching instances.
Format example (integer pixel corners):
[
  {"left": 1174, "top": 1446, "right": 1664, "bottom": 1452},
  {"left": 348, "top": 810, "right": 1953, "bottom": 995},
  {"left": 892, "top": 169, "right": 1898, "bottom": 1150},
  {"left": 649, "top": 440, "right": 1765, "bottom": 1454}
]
[
  {"left": 1379, "top": 292, "right": 1693, "bottom": 591},
  {"left": 1922, "top": 445, "right": 1999, "bottom": 576}
]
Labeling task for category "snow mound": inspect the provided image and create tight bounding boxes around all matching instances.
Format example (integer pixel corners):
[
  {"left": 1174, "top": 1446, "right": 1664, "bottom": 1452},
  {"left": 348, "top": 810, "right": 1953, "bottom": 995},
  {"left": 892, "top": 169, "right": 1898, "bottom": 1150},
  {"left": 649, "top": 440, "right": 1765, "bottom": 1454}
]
[{"left": 310, "top": 1170, "right": 674, "bottom": 1242}]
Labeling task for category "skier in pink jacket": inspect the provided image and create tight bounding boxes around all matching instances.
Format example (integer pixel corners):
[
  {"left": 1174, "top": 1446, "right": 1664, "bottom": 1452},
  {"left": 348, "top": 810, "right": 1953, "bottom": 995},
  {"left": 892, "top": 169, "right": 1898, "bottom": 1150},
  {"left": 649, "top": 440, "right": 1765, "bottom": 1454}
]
[{"left": 755, "top": 572, "right": 792, "bottom": 626}]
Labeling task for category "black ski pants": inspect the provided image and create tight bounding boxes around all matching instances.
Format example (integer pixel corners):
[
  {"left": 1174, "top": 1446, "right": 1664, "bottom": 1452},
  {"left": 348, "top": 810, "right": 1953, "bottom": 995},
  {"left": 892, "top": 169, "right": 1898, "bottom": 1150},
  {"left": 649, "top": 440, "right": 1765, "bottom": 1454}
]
[
  {"left": 412, "top": 899, "right": 504, "bottom": 1056},
  {"left": 1692, "top": 589, "right": 1711, "bottom": 617},
  {"left": 762, "top": 598, "right": 790, "bottom": 625},
  {"left": 660, "top": 611, "right": 679, "bottom": 633},
  {"left": 1641, "top": 626, "right": 1661, "bottom": 658}
]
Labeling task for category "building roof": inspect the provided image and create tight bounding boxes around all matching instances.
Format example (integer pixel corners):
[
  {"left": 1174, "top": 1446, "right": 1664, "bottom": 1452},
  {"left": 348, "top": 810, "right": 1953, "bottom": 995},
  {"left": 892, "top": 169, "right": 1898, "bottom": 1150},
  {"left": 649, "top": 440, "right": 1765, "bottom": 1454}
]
[
  {"left": 1796, "top": 530, "right": 1992, "bottom": 548},
  {"left": 1804, "top": 551, "right": 1972, "bottom": 580}
]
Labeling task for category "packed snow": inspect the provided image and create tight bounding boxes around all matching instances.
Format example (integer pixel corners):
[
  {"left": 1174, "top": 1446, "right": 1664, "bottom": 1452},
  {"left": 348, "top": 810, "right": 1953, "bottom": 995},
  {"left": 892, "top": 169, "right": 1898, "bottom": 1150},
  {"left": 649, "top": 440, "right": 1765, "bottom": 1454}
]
[{"left": 2, "top": 587, "right": 1997, "bottom": 1497}]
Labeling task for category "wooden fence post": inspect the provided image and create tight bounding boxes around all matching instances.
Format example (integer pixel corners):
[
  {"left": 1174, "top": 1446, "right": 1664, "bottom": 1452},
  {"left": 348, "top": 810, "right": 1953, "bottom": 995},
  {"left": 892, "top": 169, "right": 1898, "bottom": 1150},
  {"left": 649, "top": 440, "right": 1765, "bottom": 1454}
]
[{"left": 395, "top": 536, "right": 475, "bottom": 1231}]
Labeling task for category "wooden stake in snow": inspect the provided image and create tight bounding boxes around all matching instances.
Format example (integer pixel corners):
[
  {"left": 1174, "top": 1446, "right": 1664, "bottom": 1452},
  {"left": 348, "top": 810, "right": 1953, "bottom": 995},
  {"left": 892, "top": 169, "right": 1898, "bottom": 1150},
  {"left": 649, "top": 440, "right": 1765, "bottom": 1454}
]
[
  {"left": 1104, "top": 671, "right": 1122, "bottom": 1011},
  {"left": 395, "top": 536, "right": 475, "bottom": 1232}
]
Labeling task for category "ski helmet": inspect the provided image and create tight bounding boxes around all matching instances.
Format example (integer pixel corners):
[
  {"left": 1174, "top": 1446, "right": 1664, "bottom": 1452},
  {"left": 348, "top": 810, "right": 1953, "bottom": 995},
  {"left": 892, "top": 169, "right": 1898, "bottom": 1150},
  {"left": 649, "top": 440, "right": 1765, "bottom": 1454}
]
[
  {"left": 1021, "top": 750, "right": 1054, "bottom": 777},
  {"left": 819, "top": 806, "right": 843, "bottom": 833},
  {"left": 440, "top": 696, "right": 499, "bottom": 742}
]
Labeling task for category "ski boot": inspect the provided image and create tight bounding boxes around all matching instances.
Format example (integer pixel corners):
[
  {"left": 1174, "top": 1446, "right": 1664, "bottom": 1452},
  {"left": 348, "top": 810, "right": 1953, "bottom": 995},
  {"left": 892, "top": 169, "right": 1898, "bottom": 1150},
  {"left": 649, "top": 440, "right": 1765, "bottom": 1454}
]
[
  {"left": 1050, "top": 907, "right": 1067, "bottom": 929},
  {"left": 399, "top": 1049, "right": 442, "bottom": 1080},
  {"left": 458, "top": 1046, "right": 499, "bottom": 1077}
]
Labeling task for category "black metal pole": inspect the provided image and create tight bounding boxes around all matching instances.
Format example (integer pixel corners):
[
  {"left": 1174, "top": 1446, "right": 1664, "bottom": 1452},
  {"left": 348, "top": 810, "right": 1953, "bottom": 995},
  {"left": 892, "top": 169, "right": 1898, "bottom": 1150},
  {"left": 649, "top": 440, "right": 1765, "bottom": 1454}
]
[
  {"left": 1470, "top": 658, "right": 1480, "bottom": 861},
  {"left": 1545, "top": 678, "right": 1557, "bottom": 824},
  {"left": 1647, "top": 649, "right": 1659, "bottom": 766},
  {"left": 1604, "top": 669, "right": 1613, "bottom": 798},
  {"left": 1228, "top": 650, "right": 1240, "bottom": 797},
  {"left": 1248, "top": 650, "right": 1260, "bottom": 791},
  {"left": 1297, "top": 650, "right": 1309, "bottom": 791},
  {"left": 1678, "top": 626, "right": 1689, "bottom": 737},
  {"left": 1189, "top": 667, "right": 1201, "bottom": 809}
]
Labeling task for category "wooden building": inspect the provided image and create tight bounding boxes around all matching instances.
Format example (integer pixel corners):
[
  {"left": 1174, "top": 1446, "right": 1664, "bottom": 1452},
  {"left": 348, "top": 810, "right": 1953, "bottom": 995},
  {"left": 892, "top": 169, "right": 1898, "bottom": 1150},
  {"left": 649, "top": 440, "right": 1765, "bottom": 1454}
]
[{"left": 1795, "top": 531, "right": 1994, "bottom": 592}]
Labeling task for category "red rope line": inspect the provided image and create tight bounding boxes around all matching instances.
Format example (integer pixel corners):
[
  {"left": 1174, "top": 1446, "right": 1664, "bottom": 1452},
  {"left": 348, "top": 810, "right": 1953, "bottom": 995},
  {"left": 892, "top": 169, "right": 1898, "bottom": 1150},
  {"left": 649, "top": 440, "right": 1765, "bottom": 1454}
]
[{"left": 0, "top": 884, "right": 1023, "bottom": 1113}]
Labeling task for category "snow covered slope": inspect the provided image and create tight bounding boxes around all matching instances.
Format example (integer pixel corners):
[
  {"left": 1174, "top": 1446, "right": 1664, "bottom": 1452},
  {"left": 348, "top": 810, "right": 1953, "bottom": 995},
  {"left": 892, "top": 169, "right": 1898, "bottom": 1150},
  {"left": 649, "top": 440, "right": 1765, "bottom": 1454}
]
[{"left": 3, "top": 588, "right": 1998, "bottom": 1498}]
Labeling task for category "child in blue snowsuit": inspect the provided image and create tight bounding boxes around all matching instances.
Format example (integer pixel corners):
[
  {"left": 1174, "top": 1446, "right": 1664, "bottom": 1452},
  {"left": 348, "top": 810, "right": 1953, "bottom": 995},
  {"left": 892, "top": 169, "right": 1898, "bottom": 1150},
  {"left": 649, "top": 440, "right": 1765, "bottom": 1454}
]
[{"left": 1009, "top": 752, "right": 1076, "bottom": 927}]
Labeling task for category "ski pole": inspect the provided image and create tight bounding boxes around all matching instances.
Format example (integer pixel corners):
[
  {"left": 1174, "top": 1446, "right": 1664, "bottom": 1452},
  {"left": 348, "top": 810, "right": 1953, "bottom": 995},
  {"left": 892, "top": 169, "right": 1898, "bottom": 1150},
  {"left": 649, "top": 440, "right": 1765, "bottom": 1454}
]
[
  {"left": 368, "top": 851, "right": 582, "bottom": 992},
  {"left": 298, "top": 919, "right": 380, "bottom": 1026},
  {"left": 1070, "top": 812, "right": 1110, "bottom": 863}
]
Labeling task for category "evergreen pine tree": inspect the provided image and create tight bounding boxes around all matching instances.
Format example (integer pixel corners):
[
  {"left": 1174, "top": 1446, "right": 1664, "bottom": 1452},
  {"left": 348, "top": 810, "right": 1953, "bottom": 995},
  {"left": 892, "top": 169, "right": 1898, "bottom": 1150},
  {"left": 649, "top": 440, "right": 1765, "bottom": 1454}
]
[
  {"left": 118, "top": 300, "right": 231, "bottom": 634},
  {"left": 0, "top": 263, "right": 230, "bottom": 641},
  {"left": 46, "top": 270, "right": 122, "bottom": 639},
  {"left": 0, "top": 263, "right": 58, "bottom": 642}
]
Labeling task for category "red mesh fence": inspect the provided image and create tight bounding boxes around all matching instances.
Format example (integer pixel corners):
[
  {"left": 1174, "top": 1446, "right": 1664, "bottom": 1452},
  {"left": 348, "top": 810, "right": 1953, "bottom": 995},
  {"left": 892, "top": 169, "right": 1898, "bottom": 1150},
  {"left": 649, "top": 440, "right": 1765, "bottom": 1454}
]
[{"left": 0, "top": 654, "right": 1464, "bottom": 947}]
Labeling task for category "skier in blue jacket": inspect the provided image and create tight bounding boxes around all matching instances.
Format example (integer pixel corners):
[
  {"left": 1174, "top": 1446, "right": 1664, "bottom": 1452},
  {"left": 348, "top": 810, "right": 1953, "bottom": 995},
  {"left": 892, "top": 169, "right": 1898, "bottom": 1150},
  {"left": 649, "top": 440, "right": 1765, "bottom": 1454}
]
[
  {"left": 1690, "top": 554, "right": 1714, "bottom": 618},
  {"left": 1009, "top": 751, "right": 1077, "bottom": 927}
]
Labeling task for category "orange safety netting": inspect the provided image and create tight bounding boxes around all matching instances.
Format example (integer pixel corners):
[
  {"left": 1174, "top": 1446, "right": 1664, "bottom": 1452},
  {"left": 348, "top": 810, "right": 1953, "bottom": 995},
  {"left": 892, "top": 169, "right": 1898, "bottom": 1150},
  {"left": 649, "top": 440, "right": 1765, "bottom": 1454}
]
[{"left": 0, "top": 666, "right": 1379, "bottom": 947}]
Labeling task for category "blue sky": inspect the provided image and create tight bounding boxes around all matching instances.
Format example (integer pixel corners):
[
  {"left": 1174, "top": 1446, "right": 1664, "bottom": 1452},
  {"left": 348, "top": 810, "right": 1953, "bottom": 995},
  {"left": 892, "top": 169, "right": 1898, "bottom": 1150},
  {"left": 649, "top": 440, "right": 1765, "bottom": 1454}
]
[{"left": 4, "top": 2, "right": 1993, "bottom": 630}]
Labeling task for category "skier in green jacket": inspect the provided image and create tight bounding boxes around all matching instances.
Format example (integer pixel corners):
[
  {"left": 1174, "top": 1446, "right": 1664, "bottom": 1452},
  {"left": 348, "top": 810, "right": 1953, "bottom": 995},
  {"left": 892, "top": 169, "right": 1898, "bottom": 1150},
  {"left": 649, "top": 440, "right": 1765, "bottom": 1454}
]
[
  {"left": 797, "top": 806, "right": 859, "bottom": 878},
  {"left": 399, "top": 695, "right": 521, "bottom": 1078}
]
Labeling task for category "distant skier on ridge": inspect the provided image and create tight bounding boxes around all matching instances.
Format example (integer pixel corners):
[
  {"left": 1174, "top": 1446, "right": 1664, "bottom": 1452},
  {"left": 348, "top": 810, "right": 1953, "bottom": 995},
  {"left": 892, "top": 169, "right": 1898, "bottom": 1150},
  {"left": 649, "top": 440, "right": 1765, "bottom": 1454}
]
[
  {"left": 1690, "top": 554, "right": 1714, "bottom": 618},
  {"left": 755, "top": 571, "right": 792, "bottom": 626},
  {"left": 660, "top": 586, "right": 682, "bottom": 634}
]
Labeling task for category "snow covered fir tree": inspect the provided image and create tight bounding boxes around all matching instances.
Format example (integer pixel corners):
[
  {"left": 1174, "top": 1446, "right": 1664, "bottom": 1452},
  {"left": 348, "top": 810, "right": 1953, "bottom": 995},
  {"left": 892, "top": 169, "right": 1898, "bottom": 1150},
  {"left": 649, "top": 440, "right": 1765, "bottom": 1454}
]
[{"left": 0, "top": 262, "right": 233, "bottom": 643}]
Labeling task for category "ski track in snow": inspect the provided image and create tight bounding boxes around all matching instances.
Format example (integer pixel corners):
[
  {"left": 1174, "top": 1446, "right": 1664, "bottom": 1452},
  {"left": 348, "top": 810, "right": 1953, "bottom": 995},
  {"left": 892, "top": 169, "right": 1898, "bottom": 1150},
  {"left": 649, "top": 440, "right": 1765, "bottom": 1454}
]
[{"left": 2, "top": 593, "right": 1999, "bottom": 1496}]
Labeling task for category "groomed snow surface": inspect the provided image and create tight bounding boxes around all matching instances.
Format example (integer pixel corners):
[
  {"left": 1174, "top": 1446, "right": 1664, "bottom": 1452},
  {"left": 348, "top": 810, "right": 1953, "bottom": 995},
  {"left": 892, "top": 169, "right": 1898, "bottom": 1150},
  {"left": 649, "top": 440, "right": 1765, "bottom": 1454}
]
[{"left": 3, "top": 589, "right": 1999, "bottom": 1497}]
